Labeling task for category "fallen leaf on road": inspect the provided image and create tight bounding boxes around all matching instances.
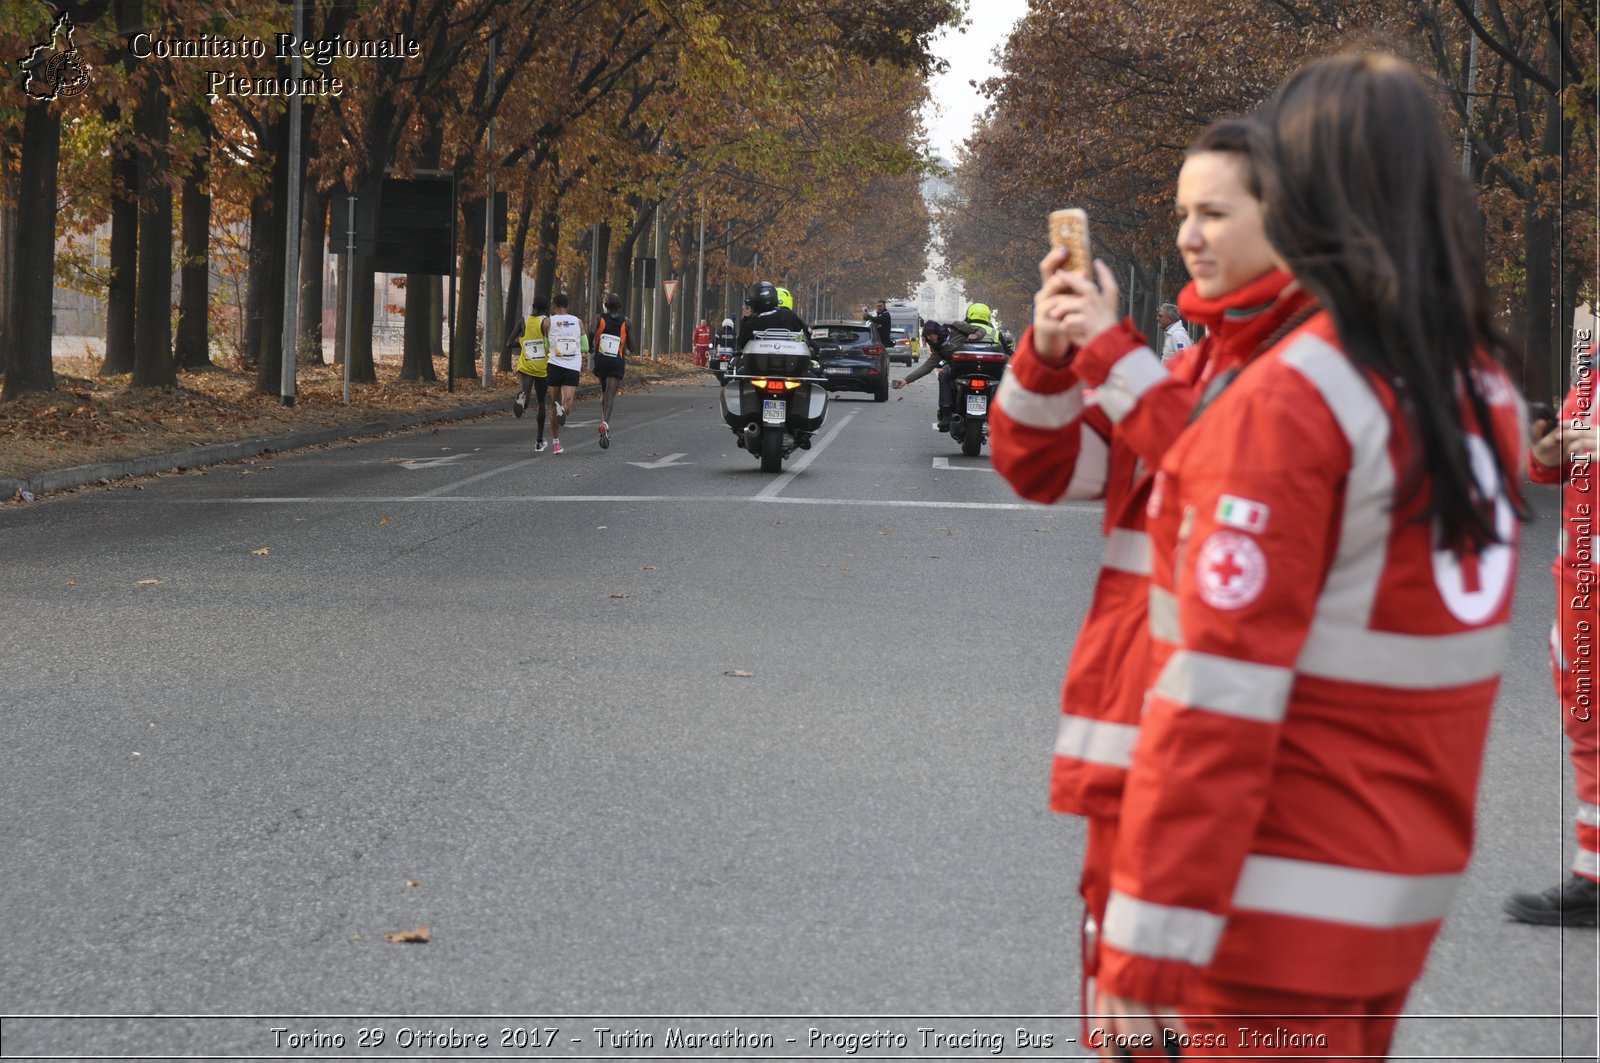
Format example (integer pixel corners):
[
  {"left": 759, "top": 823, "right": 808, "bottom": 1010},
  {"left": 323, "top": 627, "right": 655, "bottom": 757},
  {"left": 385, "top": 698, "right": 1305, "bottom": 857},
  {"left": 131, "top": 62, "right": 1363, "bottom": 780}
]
[
  {"left": 379, "top": 516, "right": 390, "bottom": 526},
  {"left": 641, "top": 565, "right": 656, "bottom": 571},
  {"left": 65, "top": 579, "right": 76, "bottom": 586},
  {"left": 597, "top": 526, "right": 607, "bottom": 530},
  {"left": 404, "top": 880, "right": 420, "bottom": 888},
  {"left": 252, "top": 547, "right": 270, "bottom": 556},
  {"left": 137, "top": 578, "right": 164, "bottom": 586},
  {"left": 609, "top": 592, "right": 629, "bottom": 599},
  {"left": 385, "top": 926, "right": 431, "bottom": 944},
  {"left": 724, "top": 670, "right": 754, "bottom": 678}
]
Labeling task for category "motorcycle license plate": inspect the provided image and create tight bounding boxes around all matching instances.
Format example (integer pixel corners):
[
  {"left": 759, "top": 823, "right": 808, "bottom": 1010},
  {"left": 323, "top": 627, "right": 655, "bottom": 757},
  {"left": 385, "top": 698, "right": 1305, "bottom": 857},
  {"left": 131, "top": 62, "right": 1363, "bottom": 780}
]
[
  {"left": 762, "top": 399, "right": 786, "bottom": 425},
  {"left": 966, "top": 394, "right": 988, "bottom": 415}
]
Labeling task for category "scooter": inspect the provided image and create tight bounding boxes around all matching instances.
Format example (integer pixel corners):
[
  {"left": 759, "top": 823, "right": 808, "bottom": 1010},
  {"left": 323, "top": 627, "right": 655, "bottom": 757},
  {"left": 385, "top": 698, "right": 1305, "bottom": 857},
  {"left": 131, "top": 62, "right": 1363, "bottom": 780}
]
[
  {"left": 946, "top": 343, "right": 1009, "bottom": 457},
  {"left": 719, "top": 331, "right": 830, "bottom": 473},
  {"left": 708, "top": 338, "right": 735, "bottom": 385}
]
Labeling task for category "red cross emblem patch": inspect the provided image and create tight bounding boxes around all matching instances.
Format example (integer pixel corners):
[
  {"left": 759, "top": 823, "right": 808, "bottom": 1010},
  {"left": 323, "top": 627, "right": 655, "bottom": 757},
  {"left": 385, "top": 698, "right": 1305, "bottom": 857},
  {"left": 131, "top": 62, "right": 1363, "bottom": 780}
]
[{"left": 1194, "top": 530, "right": 1267, "bottom": 610}]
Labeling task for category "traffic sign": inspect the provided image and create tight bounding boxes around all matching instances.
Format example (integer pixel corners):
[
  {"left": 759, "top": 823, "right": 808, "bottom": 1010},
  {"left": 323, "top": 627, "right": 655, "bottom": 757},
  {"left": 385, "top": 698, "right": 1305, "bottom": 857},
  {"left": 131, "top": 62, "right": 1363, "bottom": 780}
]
[{"left": 663, "top": 278, "right": 680, "bottom": 305}]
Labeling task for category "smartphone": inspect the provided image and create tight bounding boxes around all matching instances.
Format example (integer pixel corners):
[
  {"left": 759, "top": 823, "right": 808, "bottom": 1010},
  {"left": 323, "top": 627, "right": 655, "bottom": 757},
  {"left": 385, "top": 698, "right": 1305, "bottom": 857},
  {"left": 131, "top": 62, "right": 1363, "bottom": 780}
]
[
  {"left": 1049, "top": 208, "right": 1093, "bottom": 276},
  {"left": 1529, "top": 401, "right": 1557, "bottom": 436}
]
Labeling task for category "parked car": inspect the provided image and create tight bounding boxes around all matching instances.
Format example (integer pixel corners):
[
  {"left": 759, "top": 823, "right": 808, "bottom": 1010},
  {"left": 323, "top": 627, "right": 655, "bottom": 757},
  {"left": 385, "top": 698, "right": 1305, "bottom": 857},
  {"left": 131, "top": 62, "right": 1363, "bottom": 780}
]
[
  {"left": 809, "top": 321, "right": 890, "bottom": 402},
  {"left": 888, "top": 326, "right": 917, "bottom": 366}
]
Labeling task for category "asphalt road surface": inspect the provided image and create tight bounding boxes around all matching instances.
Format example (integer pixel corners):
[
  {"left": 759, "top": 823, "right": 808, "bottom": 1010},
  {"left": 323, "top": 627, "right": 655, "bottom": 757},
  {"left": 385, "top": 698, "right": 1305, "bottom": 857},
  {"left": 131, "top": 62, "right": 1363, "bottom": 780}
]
[{"left": 1, "top": 374, "right": 1595, "bottom": 1060}]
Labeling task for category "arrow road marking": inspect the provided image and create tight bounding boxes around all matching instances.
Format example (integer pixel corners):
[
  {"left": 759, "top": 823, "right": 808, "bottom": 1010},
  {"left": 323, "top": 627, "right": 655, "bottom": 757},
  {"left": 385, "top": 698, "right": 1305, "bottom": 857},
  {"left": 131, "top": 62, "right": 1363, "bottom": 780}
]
[
  {"left": 931, "top": 456, "right": 995, "bottom": 472},
  {"left": 626, "top": 453, "right": 694, "bottom": 470},
  {"left": 398, "top": 453, "right": 469, "bottom": 469}
]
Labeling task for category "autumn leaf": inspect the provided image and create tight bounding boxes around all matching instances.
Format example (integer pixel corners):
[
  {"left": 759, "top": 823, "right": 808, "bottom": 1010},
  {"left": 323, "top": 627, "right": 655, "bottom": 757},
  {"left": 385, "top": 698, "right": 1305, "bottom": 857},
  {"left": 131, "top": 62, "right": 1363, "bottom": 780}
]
[
  {"left": 384, "top": 926, "right": 431, "bottom": 944},
  {"left": 136, "top": 578, "right": 164, "bottom": 586},
  {"left": 378, "top": 516, "right": 391, "bottom": 526},
  {"left": 724, "top": 669, "right": 753, "bottom": 678},
  {"left": 609, "top": 592, "right": 629, "bottom": 599},
  {"left": 252, "top": 547, "right": 269, "bottom": 556}
]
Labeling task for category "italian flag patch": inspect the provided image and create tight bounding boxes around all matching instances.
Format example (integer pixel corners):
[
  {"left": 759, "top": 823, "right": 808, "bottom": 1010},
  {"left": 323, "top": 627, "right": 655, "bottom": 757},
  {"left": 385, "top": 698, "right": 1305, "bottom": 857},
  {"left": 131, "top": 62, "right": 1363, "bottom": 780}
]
[{"left": 1215, "top": 494, "right": 1270, "bottom": 533}]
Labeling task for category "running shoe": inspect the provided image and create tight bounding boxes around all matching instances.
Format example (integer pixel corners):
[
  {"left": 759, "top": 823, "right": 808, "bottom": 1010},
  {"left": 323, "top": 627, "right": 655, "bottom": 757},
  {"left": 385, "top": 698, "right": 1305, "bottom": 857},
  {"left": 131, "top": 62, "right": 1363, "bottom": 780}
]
[
  {"left": 555, "top": 400, "right": 566, "bottom": 426},
  {"left": 551, "top": 440, "right": 563, "bottom": 454},
  {"left": 598, "top": 421, "right": 610, "bottom": 449},
  {"left": 513, "top": 391, "right": 527, "bottom": 418},
  {"left": 534, "top": 439, "right": 548, "bottom": 453}
]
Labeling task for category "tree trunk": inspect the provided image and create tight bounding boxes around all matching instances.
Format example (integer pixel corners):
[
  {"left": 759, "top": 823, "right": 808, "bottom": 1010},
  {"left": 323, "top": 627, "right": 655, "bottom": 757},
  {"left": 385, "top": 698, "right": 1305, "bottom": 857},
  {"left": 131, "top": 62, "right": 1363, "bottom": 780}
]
[
  {"left": 399, "top": 276, "right": 437, "bottom": 381},
  {"left": 429, "top": 275, "right": 444, "bottom": 359},
  {"left": 174, "top": 108, "right": 212, "bottom": 370},
  {"left": 254, "top": 109, "right": 290, "bottom": 394},
  {"left": 500, "top": 178, "right": 535, "bottom": 371},
  {"left": 131, "top": 74, "right": 175, "bottom": 389},
  {"left": 532, "top": 198, "right": 561, "bottom": 316},
  {"left": 451, "top": 195, "right": 486, "bottom": 379},
  {"left": 0, "top": 131, "right": 16, "bottom": 363},
  {"left": 2, "top": 101, "right": 61, "bottom": 401},
  {"left": 102, "top": 132, "right": 139, "bottom": 375},
  {"left": 592, "top": 222, "right": 612, "bottom": 310},
  {"left": 298, "top": 186, "right": 328, "bottom": 365}
]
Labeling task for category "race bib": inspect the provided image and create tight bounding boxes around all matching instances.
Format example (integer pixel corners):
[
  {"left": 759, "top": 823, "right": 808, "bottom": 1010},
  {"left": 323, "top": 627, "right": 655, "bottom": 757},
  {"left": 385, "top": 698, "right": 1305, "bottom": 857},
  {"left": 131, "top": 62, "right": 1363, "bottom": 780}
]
[
  {"left": 554, "top": 337, "right": 580, "bottom": 357},
  {"left": 599, "top": 333, "right": 622, "bottom": 356},
  {"left": 522, "top": 339, "right": 547, "bottom": 363}
]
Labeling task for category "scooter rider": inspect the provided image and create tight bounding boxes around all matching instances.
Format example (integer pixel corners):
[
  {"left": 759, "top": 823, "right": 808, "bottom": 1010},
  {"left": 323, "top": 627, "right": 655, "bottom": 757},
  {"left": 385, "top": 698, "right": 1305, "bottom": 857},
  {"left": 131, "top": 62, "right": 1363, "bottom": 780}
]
[{"left": 892, "top": 317, "right": 985, "bottom": 430}]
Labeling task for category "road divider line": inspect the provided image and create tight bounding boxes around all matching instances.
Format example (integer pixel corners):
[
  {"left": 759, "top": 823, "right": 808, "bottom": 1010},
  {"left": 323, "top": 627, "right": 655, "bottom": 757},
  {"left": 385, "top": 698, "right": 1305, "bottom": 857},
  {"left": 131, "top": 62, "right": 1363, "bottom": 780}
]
[{"left": 752, "top": 412, "right": 856, "bottom": 501}]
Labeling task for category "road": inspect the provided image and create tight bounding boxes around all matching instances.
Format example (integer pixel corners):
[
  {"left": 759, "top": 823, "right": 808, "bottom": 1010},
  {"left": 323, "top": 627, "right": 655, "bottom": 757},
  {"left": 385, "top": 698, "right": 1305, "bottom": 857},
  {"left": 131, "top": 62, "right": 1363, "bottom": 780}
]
[{"left": 0, "top": 373, "right": 1594, "bottom": 1060}]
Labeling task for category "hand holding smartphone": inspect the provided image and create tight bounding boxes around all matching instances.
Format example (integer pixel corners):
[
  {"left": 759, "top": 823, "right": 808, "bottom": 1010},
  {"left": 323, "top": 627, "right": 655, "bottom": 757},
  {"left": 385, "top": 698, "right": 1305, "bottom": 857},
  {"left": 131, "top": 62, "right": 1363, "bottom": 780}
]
[{"left": 1049, "top": 208, "right": 1093, "bottom": 277}]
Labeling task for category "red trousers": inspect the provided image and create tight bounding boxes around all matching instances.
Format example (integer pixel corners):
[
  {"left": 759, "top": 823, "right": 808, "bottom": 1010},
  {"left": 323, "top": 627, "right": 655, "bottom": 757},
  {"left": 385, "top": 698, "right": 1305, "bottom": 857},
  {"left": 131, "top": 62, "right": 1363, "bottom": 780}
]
[
  {"left": 1180, "top": 981, "right": 1409, "bottom": 1060},
  {"left": 1553, "top": 610, "right": 1600, "bottom": 881}
]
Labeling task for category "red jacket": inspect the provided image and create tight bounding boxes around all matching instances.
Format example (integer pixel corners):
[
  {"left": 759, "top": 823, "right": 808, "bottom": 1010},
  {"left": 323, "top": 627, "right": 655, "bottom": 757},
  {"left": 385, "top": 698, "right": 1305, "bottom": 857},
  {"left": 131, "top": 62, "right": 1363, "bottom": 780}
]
[
  {"left": 1098, "top": 311, "right": 1526, "bottom": 1002},
  {"left": 1530, "top": 377, "right": 1596, "bottom": 599},
  {"left": 990, "top": 271, "right": 1307, "bottom": 819}
]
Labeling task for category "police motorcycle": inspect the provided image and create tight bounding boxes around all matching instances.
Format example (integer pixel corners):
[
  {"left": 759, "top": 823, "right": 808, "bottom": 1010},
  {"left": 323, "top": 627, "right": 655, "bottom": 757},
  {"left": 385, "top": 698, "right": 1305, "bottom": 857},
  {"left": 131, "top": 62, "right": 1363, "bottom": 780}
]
[
  {"left": 719, "top": 330, "right": 830, "bottom": 473},
  {"left": 946, "top": 338, "right": 1010, "bottom": 457},
  {"left": 709, "top": 326, "right": 736, "bottom": 385}
]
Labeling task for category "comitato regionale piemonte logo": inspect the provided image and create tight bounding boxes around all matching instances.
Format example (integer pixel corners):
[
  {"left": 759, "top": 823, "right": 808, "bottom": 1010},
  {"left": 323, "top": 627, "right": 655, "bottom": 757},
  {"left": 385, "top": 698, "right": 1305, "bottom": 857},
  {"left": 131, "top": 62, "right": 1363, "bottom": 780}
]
[{"left": 18, "top": 11, "right": 92, "bottom": 101}]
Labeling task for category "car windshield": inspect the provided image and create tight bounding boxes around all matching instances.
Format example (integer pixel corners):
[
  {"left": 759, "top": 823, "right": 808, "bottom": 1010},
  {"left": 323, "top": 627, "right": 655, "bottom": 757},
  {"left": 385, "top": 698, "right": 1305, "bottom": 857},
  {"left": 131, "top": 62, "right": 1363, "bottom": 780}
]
[{"left": 813, "top": 326, "right": 869, "bottom": 343}]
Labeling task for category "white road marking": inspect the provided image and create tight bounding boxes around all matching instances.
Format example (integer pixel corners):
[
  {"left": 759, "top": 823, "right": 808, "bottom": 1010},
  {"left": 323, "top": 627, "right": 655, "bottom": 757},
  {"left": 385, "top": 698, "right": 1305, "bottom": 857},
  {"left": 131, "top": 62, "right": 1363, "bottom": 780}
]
[
  {"left": 931, "top": 456, "right": 995, "bottom": 472},
  {"left": 627, "top": 453, "right": 693, "bottom": 469},
  {"left": 752, "top": 412, "right": 856, "bottom": 501},
  {"left": 397, "top": 453, "right": 469, "bottom": 469},
  {"left": 420, "top": 407, "right": 688, "bottom": 497}
]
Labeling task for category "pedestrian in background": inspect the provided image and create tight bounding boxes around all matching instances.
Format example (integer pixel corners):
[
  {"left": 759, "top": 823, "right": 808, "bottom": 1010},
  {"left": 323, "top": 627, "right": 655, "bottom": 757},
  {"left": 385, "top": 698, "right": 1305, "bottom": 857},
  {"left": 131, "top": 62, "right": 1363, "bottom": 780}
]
[
  {"left": 990, "top": 116, "right": 1311, "bottom": 1029},
  {"left": 868, "top": 299, "right": 893, "bottom": 348},
  {"left": 1504, "top": 373, "right": 1600, "bottom": 926},
  {"left": 1087, "top": 52, "right": 1526, "bottom": 1056},
  {"left": 1156, "top": 303, "right": 1191, "bottom": 362}
]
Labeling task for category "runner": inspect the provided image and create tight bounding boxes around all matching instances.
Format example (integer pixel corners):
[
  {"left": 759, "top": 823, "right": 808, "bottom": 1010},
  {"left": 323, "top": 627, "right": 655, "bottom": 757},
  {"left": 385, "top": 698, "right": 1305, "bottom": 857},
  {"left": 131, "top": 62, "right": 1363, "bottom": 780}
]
[
  {"left": 512, "top": 297, "right": 552, "bottom": 452},
  {"left": 589, "top": 291, "right": 636, "bottom": 450},
  {"left": 544, "top": 293, "right": 585, "bottom": 454}
]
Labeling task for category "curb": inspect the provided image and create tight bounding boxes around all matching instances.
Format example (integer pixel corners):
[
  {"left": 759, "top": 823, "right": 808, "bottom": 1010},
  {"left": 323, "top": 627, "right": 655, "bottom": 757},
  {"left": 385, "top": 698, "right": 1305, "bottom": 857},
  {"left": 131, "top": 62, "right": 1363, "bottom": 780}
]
[{"left": 1, "top": 369, "right": 704, "bottom": 503}]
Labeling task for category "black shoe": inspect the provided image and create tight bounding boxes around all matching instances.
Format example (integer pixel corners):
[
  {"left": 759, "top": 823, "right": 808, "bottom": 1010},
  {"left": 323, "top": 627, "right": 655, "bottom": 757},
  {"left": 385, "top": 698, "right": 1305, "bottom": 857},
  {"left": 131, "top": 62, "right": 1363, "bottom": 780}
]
[
  {"left": 1504, "top": 874, "right": 1600, "bottom": 926},
  {"left": 513, "top": 391, "right": 527, "bottom": 418}
]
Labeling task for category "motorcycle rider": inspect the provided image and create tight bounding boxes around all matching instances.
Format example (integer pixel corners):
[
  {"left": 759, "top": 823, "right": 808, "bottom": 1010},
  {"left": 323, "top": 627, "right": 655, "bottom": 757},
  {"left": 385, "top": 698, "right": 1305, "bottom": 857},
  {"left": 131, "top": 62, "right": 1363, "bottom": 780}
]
[
  {"left": 736, "top": 281, "right": 812, "bottom": 351},
  {"left": 891, "top": 315, "right": 989, "bottom": 430}
]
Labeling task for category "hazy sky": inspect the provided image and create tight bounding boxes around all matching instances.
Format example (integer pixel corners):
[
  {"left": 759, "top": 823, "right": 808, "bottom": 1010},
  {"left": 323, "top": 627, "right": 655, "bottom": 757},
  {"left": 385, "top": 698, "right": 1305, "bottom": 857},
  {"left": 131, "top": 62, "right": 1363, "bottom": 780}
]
[{"left": 920, "top": 0, "right": 1031, "bottom": 159}]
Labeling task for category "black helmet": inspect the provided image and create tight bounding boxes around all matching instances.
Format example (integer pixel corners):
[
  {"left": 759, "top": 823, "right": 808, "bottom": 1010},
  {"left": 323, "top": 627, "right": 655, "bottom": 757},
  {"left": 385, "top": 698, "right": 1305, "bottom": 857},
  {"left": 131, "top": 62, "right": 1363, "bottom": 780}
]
[{"left": 747, "top": 281, "right": 779, "bottom": 313}]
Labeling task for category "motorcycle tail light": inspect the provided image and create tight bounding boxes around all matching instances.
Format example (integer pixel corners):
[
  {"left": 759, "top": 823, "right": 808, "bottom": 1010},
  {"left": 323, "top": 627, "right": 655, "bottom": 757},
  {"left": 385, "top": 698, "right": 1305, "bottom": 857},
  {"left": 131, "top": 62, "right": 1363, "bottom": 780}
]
[
  {"left": 762, "top": 379, "right": 800, "bottom": 392},
  {"left": 970, "top": 379, "right": 987, "bottom": 390},
  {"left": 750, "top": 378, "right": 769, "bottom": 388}
]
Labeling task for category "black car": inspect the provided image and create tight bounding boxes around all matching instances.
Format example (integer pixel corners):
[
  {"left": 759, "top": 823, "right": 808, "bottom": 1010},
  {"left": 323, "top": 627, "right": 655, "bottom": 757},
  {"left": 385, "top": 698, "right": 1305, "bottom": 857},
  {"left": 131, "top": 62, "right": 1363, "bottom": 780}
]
[{"left": 809, "top": 321, "right": 890, "bottom": 402}]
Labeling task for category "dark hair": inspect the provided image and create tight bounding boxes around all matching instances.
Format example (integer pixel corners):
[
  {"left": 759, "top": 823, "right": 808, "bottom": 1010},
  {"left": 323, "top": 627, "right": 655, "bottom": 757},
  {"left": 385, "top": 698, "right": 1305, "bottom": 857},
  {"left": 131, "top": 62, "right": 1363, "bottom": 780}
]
[
  {"left": 604, "top": 292, "right": 622, "bottom": 312},
  {"left": 531, "top": 297, "right": 550, "bottom": 314},
  {"left": 553, "top": 292, "right": 570, "bottom": 309},
  {"left": 1186, "top": 117, "right": 1261, "bottom": 199},
  {"left": 1253, "top": 51, "right": 1521, "bottom": 550}
]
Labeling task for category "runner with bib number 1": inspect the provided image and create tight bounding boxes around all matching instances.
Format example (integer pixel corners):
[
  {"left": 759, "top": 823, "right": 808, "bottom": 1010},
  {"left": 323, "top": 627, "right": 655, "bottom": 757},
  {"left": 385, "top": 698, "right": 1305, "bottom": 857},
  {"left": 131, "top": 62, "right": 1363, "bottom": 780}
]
[{"left": 590, "top": 291, "right": 637, "bottom": 451}]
